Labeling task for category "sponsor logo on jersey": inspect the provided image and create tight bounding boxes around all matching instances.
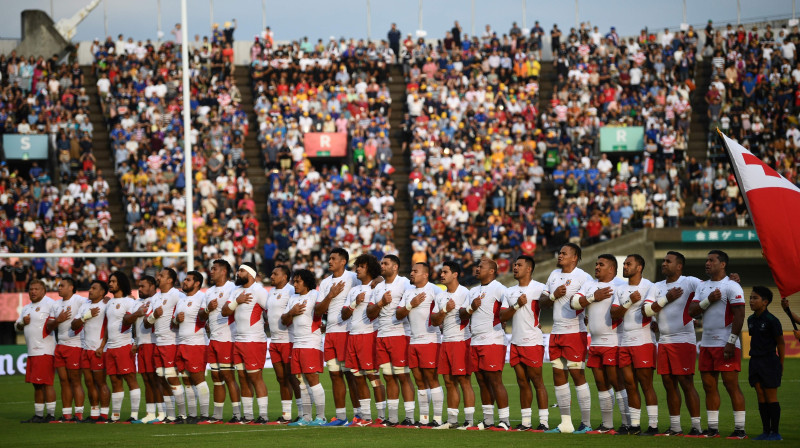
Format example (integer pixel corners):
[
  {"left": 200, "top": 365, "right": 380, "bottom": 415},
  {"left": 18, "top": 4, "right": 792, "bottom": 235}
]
[
  {"left": 163, "top": 299, "right": 167, "bottom": 305},
  {"left": 565, "top": 280, "right": 572, "bottom": 286},
  {"left": 116, "top": 304, "right": 120, "bottom": 309},
  {"left": 35, "top": 307, "right": 40, "bottom": 312},
  {"left": 188, "top": 302, "right": 192, "bottom": 307}
]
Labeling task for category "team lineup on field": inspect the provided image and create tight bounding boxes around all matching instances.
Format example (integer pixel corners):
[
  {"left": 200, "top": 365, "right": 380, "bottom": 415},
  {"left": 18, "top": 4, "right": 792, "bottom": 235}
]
[{"left": 14, "top": 245, "right": 787, "bottom": 440}]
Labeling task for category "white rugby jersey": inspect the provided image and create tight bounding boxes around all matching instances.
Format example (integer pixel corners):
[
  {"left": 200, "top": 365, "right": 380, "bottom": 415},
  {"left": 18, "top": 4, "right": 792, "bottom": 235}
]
[
  {"left": 52, "top": 294, "right": 86, "bottom": 348},
  {"left": 344, "top": 284, "right": 378, "bottom": 335},
  {"left": 17, "top": 298, "right": 57, "bottom": 356},
  {"left": 175, "top": 292, "right": 208, "bottom": 346},
  {"left": 285, "top": 290, "right": 324, "bottom": 350},
  {"left": 468, "top": 280, "right": 508, "bottom": 346},
  {"left": 507, "top": 281, "right": 546, "bottom": 347},
  {"left": 544, "top": 268, "right": 593, "bottom": 334},
  {"left": 266, "top": 283, "right": 295, "bottom": 343},
  {"left": 134, "top": 296, "right": 156, "bottom": 346},
  {"left": 650, "top": 276, "right": 701, "bottom": 345},
  {"left": 399, "top": 282, "right": 442, "bottom": 345},
  {"left": 371, "top": 276, "right": 412, "bottom": 338},
  {"left": 104, "top": 296, "right": 137, "bottom": 349},
  {"left": 76, "top": 300, "right": 108, "bottom": 351},
  {"left": 204, "top": 281, "right": 237, "bottom": 343},
  {"left": 611, "top": 279, "right": 657, "bottom": 347},
  {"left": 434, "top": 285, "right": 471, "bottom": 343},
  {"left": 579, "top": 278, "right": 627, "bottom": 347},
  {"left": 693, "top": 277, "right": 745, "bottom": 348},
  {"left": 228, "top": 283, "right": 269, "bottom": 343},
  {"left": 147, "top": 289, "right": 182, "bottom": 346},
  {"left": 318, "top": 271, "right": 361, "bottom": 334}
]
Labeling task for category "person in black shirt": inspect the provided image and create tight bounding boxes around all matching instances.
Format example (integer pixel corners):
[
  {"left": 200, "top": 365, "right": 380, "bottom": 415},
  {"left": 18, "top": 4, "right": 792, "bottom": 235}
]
[{"left": 747, "top": 286, "right": 784, "bottom": 441}]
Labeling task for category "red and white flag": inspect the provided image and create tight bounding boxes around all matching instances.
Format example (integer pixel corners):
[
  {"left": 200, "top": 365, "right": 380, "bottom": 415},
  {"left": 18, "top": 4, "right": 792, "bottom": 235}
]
[{"left": 720, "top": 130, "right": 800, "bottom": 297}]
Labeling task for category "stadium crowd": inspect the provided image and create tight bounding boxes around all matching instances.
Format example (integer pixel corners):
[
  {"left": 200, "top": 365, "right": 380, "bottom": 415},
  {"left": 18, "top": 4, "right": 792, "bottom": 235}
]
[
  {"left": 0, "top": 53, "right": 125, "bottom": 292},
  {"left": 90, "top": 29, "right": 271, "bottom": 278},
  {"left": 703, "top": 21, "right": 800, "bottom": 211},
  {"left": 249, "top": 36, "right": 400, "bottom": 272},
  {"left": 400, "top": 21, "right": 719, "bottom": 274}
]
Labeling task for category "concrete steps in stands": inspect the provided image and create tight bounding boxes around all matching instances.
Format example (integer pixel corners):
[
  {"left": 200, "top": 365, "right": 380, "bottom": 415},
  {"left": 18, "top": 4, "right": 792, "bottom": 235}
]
[
  {"left": 234, "top": 70, "right": 269, "bottom": 244},
  {"left": 388, "top": 65, "right": 411, "bottom": 274},
  {"left": 534, "top": 62, "right": 557, "bottom": 244},
  {"left": 82, "top": 66, "right": 130, "bottom": 253},
  {"left": 687, "top": 60, "right": 712, "bottom": 161}
]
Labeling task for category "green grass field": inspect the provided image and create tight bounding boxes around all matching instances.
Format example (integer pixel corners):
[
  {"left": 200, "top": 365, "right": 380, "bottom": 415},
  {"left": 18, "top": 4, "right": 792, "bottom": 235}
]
[{"left": 1, "top": 359, "right": 797, "bottom": 447}]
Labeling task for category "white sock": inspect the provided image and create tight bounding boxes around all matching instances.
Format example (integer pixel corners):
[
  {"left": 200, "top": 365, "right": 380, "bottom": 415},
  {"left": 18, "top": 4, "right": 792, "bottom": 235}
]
[
  {"left": 733, "top": 410, "right": 745, "bottom": 430},
  {"left": 100, "top": 406, "right": 109, "bottom": 418},
  {"left": 281, "top": 400, "right": 292, "bottom": 420},
  {"left": 301, "top": 383, "right": 312, "bottom": 421},
  {"left": 498, "top": 406, "right": 510, "bottom": 424},
  {"left": 163, "top": 400, "right": 173, "bottom": 419},
  {"left": 310, "top": 384, "right": 326, "bottom": 420},
  {"left": 184, "top": 385, "right": 197, "bottom": 417},
  {"left": 242, "top": 397, "right": 254, "bottom": 420},
  {"left": 404, "top": 400, "right": 416, "bottom": 421},
  {"left": 213, "top": 402, "right": 224, "bottom": 420},
  {"left": 257, "top": 396, "right": 268, "bottom": 419},
  {"left": 231, "top": 401, "right": 241, "bottom": 418},
  {"left": 431, "top": 387, "right": 444, "bottom": 423},
  {"left": 447, "top": 407, "right": 459, "bottom": 425},
  {"left": 388, "top": 399, "right": 400, "bottom": 423},
  {"left": 336, "top": 407, "right": 346, "bottom": 421},
  {"left": 646, "top": 405, "right": 658, "bottom": 428},
  {"left": 146, "top": 402, "right": 155, "bottom": 416},
  {"left": 62, "top": 405, "right": 73, "bottom": 418},
  {"left": 464, "top": 406, "right": 475, "bottom": 425},
  {"left": 34, "top": 403, "right": 44, "bottom": 417},
  {"left": 521, "top": 407, "right": 532, "bottom": 427},
  {"left": 598, "top": 390, "right": 614, "bottom": 429},
  {"left": 45, "top": 401, "right": 56, "bottom": 417},
  {"left": 417, "top": 389, "right": 429, "bottom": 423},
  {"left": 91, "top": 406, "right": 100, "bottom": 418},
  {"left": 111, "top": 391, "right": 124, "bottom": 420},
  {"left": 670, "top": 415, "right": 681, "bottom": 432},
  {"left": 615, "top": 390, "right": 630, "bottom": 426},
  {"left": 707, "top": 410, "right": 719, "bottom": 429},
  {"left": 539, "top": 408, "right": 549, "bottom": 427},
  {"left": 482, "top": 404, "right": 494, "bottom": 425},
  {"left": 691, "top": 416, "right": 701, "bottom": 431},
  {"left": 360, "top": 398, "right": 372, "bottom": 420},
  {"left": 295, "top": 398, "right": 303, "bottom": 419},
  {"left": 376, "top": 400, "right": 386, "bottom": 420},
  {"left": 171, "top": 385, "right": 186, "bottom": 418},
  {"left": 75, "top": 405, "right": 84, "bottom": 417},
  {"left": 630, "top": 407, "right": 641, "bottom": 427},
  {"left": 129, "top": 388, "right": 141, "bottom": 420},
  {"left": 576, "top": 383, "right": 591, "bottom": 426},
  {"left": 194, "top": 383, "right": 208, "bottom": 417},
  {"left": 555, "top": 383, "right": 571, "bottom": 418}
]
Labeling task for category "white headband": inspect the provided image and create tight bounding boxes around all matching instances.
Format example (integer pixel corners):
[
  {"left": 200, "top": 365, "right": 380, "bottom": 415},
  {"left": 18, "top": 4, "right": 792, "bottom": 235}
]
[{"left": 239, "top": 264, "right": 257, "bottom": 279}]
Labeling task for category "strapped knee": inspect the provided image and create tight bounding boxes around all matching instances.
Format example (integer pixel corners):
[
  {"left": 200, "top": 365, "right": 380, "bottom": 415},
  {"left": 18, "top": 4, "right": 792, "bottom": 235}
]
[
  {"left": 566, "top": 361, "right": 585, "bottom": 370},
  {"left": 326, "top": 358, "right": 342, "bottom": 372},
  {"left": 392, "top": 365, "right": 409, "bottom": 375},
  {"left": 371, "top": 379, "right": 382, "bottom": 388}
]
